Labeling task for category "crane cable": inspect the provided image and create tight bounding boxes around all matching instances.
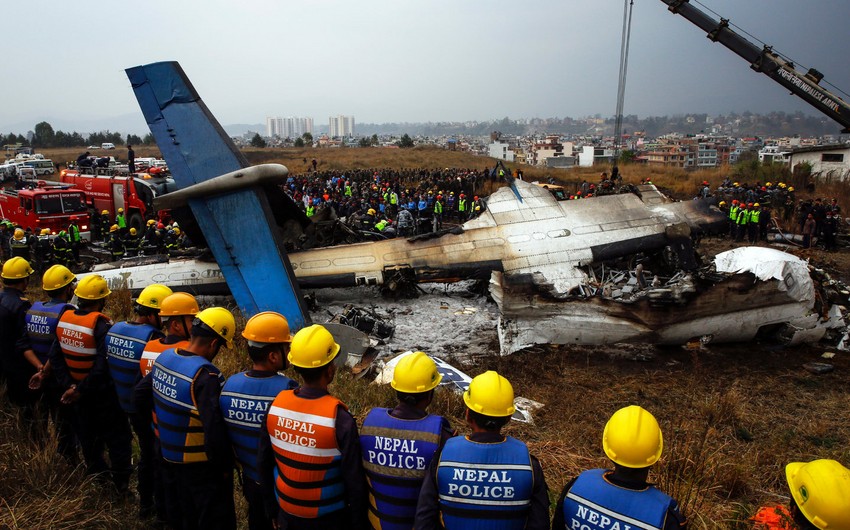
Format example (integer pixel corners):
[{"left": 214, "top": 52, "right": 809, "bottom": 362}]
[{"left": 613, "top": 0, "right": 635, "bottom": 169}]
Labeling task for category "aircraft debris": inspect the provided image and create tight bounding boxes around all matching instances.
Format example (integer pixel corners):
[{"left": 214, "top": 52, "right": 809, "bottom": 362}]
[{"left": 803, "top": 362, "right": 834, "bottom": 375}]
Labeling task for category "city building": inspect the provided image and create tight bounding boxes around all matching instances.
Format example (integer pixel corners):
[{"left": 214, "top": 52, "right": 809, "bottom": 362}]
[
  {"left": 266, "top": 116, "right": 314, "bottom": 139},
  {"left": 328, "top": 115, "right": 355, "bottom": 138},
  {"left": 789, "top": 144, "right": 850, "bottom": 182},
  {"left": 488, "top": 139, "right": 515, "bottom": 162}
]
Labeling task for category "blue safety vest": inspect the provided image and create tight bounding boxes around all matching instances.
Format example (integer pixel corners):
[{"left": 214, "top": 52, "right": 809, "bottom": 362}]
[
  {"left": 220, "top": 371, "right": 297, "bottom": 483},
  {"left": 437, "top": 436, "right": 534, "bottom": 530},
  {"left": 152, "top": 349, "right": 224, "bottom": 464},
  {"left": 26, "top": 300, "right": 74, "bottom": 363},
  {"left": 360, "top": 408, "right": 443, "bottom": 530},
  {"left": 106, "top": 321, "right": 159, "bottom": 413},
  {"left": 562, "top": 469, "right": 674, "bottom": 530}
]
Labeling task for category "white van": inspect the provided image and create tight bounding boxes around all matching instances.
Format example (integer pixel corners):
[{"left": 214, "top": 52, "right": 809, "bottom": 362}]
[
  {"left": 23, "top": 159, "right": 55, "bottom": 176},
  {"left": 102, "top": 142, "right": 116, "bottom": 150}
]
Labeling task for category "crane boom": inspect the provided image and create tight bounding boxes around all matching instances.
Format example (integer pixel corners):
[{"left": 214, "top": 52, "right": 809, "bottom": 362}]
[{"left": 661, "top": 0, "right": 850, "bottom": 132}]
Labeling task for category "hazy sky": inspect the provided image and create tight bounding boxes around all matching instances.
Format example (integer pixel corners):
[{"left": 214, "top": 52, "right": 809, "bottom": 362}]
[{"left": 3, "top": 0, "right": 849, "bottom": 133}]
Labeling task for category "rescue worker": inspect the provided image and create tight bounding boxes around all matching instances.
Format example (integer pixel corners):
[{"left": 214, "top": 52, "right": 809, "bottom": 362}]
[
  {"left": 68, "top": 215, "right": 82, "bottom": 263},
  {"left": 124, "top": 227, "right": 141, "bottom": 257},
  {"left": 135, "top": 307, "right": 237, "bottom": 530},
  {"left": 552, "top": 405, "right": 687, "bottom": 530},
  {"left": 360, "top": 352, "right": 455, "bottom": 530},
  {"left": 416, "top": 370, "right": 549, "bottom": 530},
  {"left": 48, "top": 274, "right": 133, "bottom": 494},
  {"left": 749, "top": 203, "right": 761, "bottom": 244},
  {"left": 26, "top": 264, "right": 80, "bottom": 462},
  {"left": 433, "top": 194, "right": 444, "bottom": 231},
  {"left": 258, "top": 324, "right": 367, "bottom": 530},
  {"left": 728, "top": 200, "right": 740, "bottom": 239},
  {"left": 164, "top": 227, "right": 182, "bottom": 255},
  {"left": 0, "top": 220, "right": 11, "bottom": 261},
  {"left": 33, "top": 228, "right": 54, "bottom": 274},
  {"left": 752, "top": 459, "right": 850, "bottom": 530},
  {"left": 10, "top": 228, "right": 32, "bottom": 260},
  {"left": 105, "top": 283, "right": 171, "bottom": 517},
  {"left": 116, "top": 207, "right": 127, "bottom": 235},
  {"left": 107, "top": 224, "right": 125, "bottom": 261},
  {"left": 142, "top": 219, "right": 160, "bottom": 255},
  {"left": 736, "top": 203, "right": 751, "bottom": 242},
  {"left": 457, "top": 193, "right": 467, "bottom": 221},
  {"left": 0, "top": 257, "right": 38, "bottom": 421},
  {"left": 140, "top": 292, "right": 199, "bottom": 377},
  {"left": 220, "top": 312, "right": 298, "bottom": 530},
  {"left": 52, "top": 231, "right": 73, "bottom": 268}
]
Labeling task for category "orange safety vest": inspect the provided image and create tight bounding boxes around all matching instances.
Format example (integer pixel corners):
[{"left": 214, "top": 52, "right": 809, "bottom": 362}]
[
  {"left": 266, "top": 390, "right": 346, "bottom": 518},
  {"left": 140, "top": 338, "right": 190, "bottom": 377},
  {"left": 57, "top": 311, "right": 108, "bottom": 382},
  {"left": 751, "top": 505, "right": 794, "bottom": 529}
]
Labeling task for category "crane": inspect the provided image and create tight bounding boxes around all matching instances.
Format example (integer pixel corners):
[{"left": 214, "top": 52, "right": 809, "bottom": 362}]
[{"left": 660, "top": 0, "right": 850, "bottom": 133}]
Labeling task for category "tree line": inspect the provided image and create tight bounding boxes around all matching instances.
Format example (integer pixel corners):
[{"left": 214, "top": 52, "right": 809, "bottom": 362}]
[{"left": 3, "top": 122, "right": 156, "bottom": 149}]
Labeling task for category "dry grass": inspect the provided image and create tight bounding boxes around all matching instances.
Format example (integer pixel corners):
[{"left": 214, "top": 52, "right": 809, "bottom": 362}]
[{"left": 10, "top": 147, "right": 850, "bottom": 528}]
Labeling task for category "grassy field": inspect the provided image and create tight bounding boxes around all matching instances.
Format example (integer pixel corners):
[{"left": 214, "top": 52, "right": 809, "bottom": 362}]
[{"left": 3, "top": 145, "right": 849, "bottom": 528}]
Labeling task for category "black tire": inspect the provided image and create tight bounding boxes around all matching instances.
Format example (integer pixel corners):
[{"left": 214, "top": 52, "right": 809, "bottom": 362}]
[{"left": 128, "top": 212, "right": 144, "bottom": 232}]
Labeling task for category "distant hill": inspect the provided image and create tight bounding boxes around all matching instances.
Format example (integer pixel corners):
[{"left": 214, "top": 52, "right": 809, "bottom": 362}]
[{"left": 222, "top": 123, "right": 265, "bottom": 137}]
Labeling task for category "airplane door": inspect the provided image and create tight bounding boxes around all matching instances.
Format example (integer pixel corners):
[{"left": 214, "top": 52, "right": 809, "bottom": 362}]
[{"left": 112, "top": 184, "right": 125, "bottom": 212}]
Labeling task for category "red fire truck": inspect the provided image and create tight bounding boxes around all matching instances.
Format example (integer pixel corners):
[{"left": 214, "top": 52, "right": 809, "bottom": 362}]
[
  {"left": 0, "top": 184, "right": 92, "bottom": 239},
  {"left": 60, "top": 168, "right": 160, "bottom": 231}
]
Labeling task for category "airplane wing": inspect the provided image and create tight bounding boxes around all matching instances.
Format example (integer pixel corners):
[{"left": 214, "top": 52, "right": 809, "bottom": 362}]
[{"left": 125, "top": 61, "right": 309, "bottom": 330}]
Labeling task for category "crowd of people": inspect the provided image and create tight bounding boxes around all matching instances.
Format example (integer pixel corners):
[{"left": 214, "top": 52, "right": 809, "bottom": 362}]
[{"left": 2, "top": 256, "right": 849, "bottom": 530}]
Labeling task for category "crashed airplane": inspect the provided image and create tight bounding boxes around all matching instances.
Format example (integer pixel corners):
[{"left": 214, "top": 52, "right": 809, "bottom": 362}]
[{"left": 83, "top": 61, "right": 848, "bottom": 355}]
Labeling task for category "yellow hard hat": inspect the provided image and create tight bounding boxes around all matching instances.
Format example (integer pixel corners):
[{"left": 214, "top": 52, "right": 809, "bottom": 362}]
[
  {"left": 102, "top": 210, "right": 109, "bottom": 215},
  {"left": 288, "top": 324, "right": 340, "bottom": 368},
  {"left": 788, "top": 187, "right": 795, "bottom": 192},
  {"left": 147, "top": 219, "right": 156, "bottom": 226},
  {"left": 117, "top": 208, "right": 124, "bottom": 213},
  {"left": 109, "top": 224, "right": 119, "bottom": 233},
  {"left": 40, "top": 228, "right": 51, "bottom": 236},
  {"left": 129, "top": 227, "right": 137, "bottom": 236},
  {"left": 159, "top": 292, "right": 199, "bottom": 317},
  {"left": 765, "top": 182, "right": 772, "bottom": 187},
  {"left": 173, "top": 227, "right": 181, "bottom": 236},
  {"left": 2, "top": 256, "right": 34, "bottom": 280},
  {"left": 42, "top": 264, "right": 76, "bottom": 290},
  {"left": 367, "top": 208, "right": 376, "bottom": 216},
  {"left": 195, "top": 307, "right": 236, "bottom": 347},
  {"left": 719, "top": 201, "right": 726, "bottom": 206},
  {"left": 392, "top": 352, "right": 442, "bottom": 393},
  {"left": 75, "top": 274, "right": 112, "bottom": 300},
  {"left": 13, "top": 228, "right": 24, "bottom": 240},
  {"left": 733, "top": 182, "right": 740, "bottom": 187},
  {"left": 786, "top": 459, "right": 850, "bottom": 530},
  {"left": 754, "top": 203, "right": 760, "bottom": 208},
  {"left": 242, "top": 311, "right": 292, "bottom": 344},
  {"left": 463, "top": 370, "right": 515, "bottom": 417},
  {"left": 135, "top": 283, "right": 173, "bottom": 310},
  {"left": 602, "top": 405, "right": 663, "bottom": 468},
  {"left": 779, "top": 182, "right": 786, "bottom": 188}
]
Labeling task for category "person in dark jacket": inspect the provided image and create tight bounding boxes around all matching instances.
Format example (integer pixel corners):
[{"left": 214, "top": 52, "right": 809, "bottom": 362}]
[
  {"left": 552, "top": 406, "right": 687, "bottom": 530},
  {"left": 415, "top": 371, "right": 549, "bottom": 530},
  {"left": 48, "top": 274, "right": 133, "bottom": 494},
  {"left": 0, "top": 257, "right": 38, "bottom": 423},
  {"left": 257, "top": 324, "right": 368, "bottom": 530},
  {"left": 221, "top": 312, "right": 298, "bottom": 530},
  {"left": 134, "top": 307, "right": 238, "bottom": 530}
]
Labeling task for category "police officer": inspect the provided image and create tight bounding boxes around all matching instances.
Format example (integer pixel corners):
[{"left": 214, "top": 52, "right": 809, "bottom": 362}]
[
  {"left": 752, "top": 459, "right": 850, "bottom": 529},
  {"left": 360, "top": 352, "right": 454, "bottom": 530},
  {"left": 48, "top": 274, "right": 133, "bottom": 494},
  {"left": 553, "top": 405, "right": 687, "bottom": 530},
  {"left": 416, "top": 370, "right": 549, "bottom": 530},
  {"left": 220, "top": 312, "right": 298, "bottom": 530},
  {"left": 0, "top": 257, "right": 38, "bottom": 419},
  {"left": 26, "top": 265, "right": 80, "bottom": 462},
  {"left": 135, "top": 307, "right": 237, "bottom": 530},
  {"left": 106, "top": 283, "right": 171, "bottom": 517},
  {"left": 140, "top": 292, "right": 199, "bottom": 377},
  {"left": 258, "top": 324, "right": 367, "bottom": 530}
]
